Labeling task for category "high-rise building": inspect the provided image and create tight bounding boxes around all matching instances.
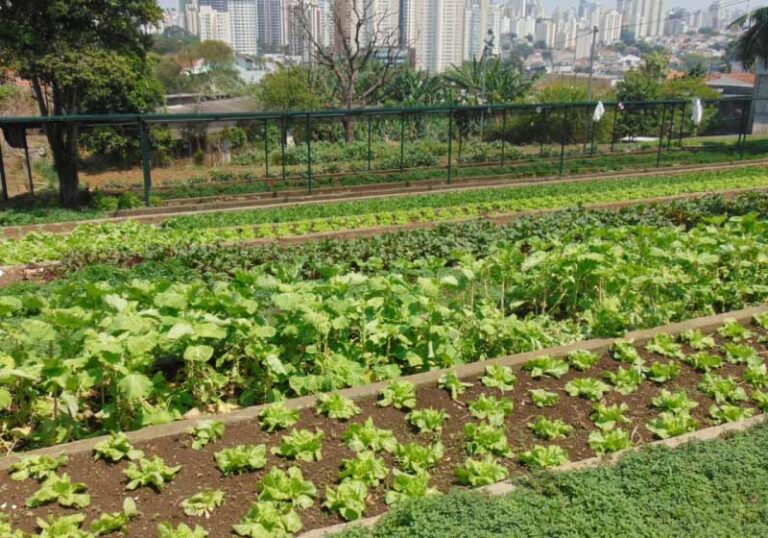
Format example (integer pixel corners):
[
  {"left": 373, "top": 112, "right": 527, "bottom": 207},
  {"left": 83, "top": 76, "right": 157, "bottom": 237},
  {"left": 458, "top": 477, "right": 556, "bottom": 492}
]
[
  {"left": 600, "top": 9, "right": 622, "bottom": 43},
  {"left": 628, "top": 0, "right": 665, "bottom": 39},
  {"left": 257, "top": 0, "right": 285, "bottom": 50},
  {"left": 198, "top": 3, "right": 232, "bottom": 42},
  {"left": 229, "top": 0, "right": 259, "bottom": 55},
  {"left": 407, "top": 0, "right": 465, "bottom": 73},
  {"left": 534, "top": 18, "right": 556, "bottom": 48}
]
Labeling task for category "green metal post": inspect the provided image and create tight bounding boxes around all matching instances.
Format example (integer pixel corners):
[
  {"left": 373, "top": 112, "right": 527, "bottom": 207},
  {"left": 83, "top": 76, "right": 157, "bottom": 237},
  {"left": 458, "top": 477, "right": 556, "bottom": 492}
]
[
  {"left": 667, "top": 104, "right": 676, "bottom": 151},
  {"left": 447, "top": 108, "right": 453, "bottom": 183},
  {"left": 678, "top": 102, "right": 687, "bottom": 147},
  {"left": 263, "top": 119, "right": 270, "bottom": 177},
  {"left": 399, "top": 111, "right": 405, "bottom": 173},
  {"left": 139, "top": 120, "right": 152, "bottom": 207},
  {"left": 280, "top": 116, "right": 287, "bottom": 182},
  {"left": 610, "top": 105, "right": 619, "bottom": 152},
  {"left": 367, "top": 113, "right": 372, "bottom": 171},
  {"left": 739, "top": 100, "right": 749, "bottom": 159},
  {"left": 501, "top": 108, "right": 507, "bottom": 165},
  {"left": 0, "top": 144, "right": 7, "bottom": 202},
  {"left": 306, "top": 114, "right": 312, "bottom": 194},
  {"left": 559, "top": 107, "right": 569, "bottom": 176},
  {"left": 656, "top": 103, "right": 667, "bottom": 168}
]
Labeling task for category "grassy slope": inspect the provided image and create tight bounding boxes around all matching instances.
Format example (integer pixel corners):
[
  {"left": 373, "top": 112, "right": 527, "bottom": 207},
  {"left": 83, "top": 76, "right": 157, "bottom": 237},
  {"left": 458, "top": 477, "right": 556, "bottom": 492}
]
[{"left": 338, "top": 424, "right": 768, "bottom": 538}]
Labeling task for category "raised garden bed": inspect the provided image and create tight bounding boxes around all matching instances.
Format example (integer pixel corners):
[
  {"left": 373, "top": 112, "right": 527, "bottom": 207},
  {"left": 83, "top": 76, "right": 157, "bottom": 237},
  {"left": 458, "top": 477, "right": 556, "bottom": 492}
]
[{"left": 2, "top": 307, "right": 768, "bottom": 537}]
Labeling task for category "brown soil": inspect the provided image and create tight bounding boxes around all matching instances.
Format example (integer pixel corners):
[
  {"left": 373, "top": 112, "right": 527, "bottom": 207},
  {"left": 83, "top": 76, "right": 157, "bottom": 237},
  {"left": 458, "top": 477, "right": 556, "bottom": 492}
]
[{"left": 1, "top": 323, "right": 767, "bottom": 537}]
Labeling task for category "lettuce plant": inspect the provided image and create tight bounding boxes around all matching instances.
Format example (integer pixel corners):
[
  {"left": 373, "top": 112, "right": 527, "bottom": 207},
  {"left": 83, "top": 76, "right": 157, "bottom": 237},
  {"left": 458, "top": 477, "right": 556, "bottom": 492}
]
[
  {"left": 26, "top": 473, "right": 90, "bottom": 509},
  {"left": 316, "top": 392, "right": 361, "bottom": 420},
  {"left": 343, "top": 418, "right": 398, "bottom": 453},
  {"left": 438, "top": 370, "right": 473, "bottom": 400},
  {"left": 519, "top": 445, "right": 569, "bottom": 468},
  {"left": 215, "top": 444, "right": 267, "bottom": 476},
  {"left": 646, "top": 412, "right": 698, "bottom": 439},
  {"left": 385, "top": 470, "right": 439, "bottom": 506},
  {"left": 481, "top": 365, "right": 517, "bottom": 392},
  {"left": 124, "top": 456, "right": 181, "bottom": 491},
  {"left": 257, "top": 466, "right": 317, "bottom": 509},
  {"left": 232, "top": 501, "right": 301, "bottom": 538},
  {"left": 468, "top": 394, "right": 513, "bottom": 426},
  {"left": 683, "top": 351, "right": 723, "bottom": 372},
  {"left": 752, "top": 389, "right": 768, "bottom": 411},
  {"left": 709, "top": 404, "right": 755, "bottom": 424},
  {"left": 564, "top": 378, "right": 611, "bottom": 401},
  {"left": 272, "top": 429, "right": 324, "bottom": 462},
  {"left": 651, "top": 390, "right": 698, "bottom": 414},
  {"left": 604, "top": 366, "right": 645, "bottom": 395},
  {"left": 258, "top": 402, "right": 299, "bottom": 432},
  {"left": 723, "top": 343, "right": 759, "bottom": 365},
  {"left": 90, "top": 498, "right": 139, "bottom": 535},
  {"left": 187, "top": 420, "right": 225, "bottom": 450},
  {"left": 698, "top": 374, "right": 747, "bottom": 404},
  {"left": 522, "top": 356, "right": 569, "bottom": 379},
  {"left": 10, "top": 454, "right": 68, "bottom": 481},
  {"left": 407, "top": 408, "right": 449, "bottom": 434},
  {"left": 753, "top": 312, "right": 768, "bottom": 330},
  {"left": 590, "top": 403, "right": 631, "bottom": 431},
  {"left": 394, "top": 441, "right": 444, "bottom": 473},
  {"left": 647, "top": 361, "right": 681, "bottom": 383},
  {"left": 588, "top": 429, "right": 633, "bottom": 455},
  {"left": 529, "top": 389, "right": 559, "bottom": 407},
  {"left": 464, "top": 422, "right": 512, "bottom": 458},
  {"left": 567, "top": 349, "right": 600, "bottom": 371},
  {"left": 93, "top": 432, "right": 144, "bottom": 463},
  {"left": 610, "top": 340, "right": 641, "bottom": 363},
  {"left": 378, "top": 381, "right": 417, "bottom": 410},
  {"left": 679, "top": 329, "right": 715, "bottom": 350},
  {"left": 528, "top": 416, "right": 573, "bottom": 440},
  {"left": 645, "top": 333, "right": 684, "bottom": 359},
  {"left": 158, "top": 522, "right": 209, "bottom": 538},
  {"left": 339, "top": 451, "right": 389, "bottom": 486},
  {"left": 181, "top": 489, "right": 225, "bottom": 518},
  {"left": 455, "top": 456, "right": 509, "bottom": 487},
  {"left": 324, "top": 479, "right": 369, "bottom": 521},
  {"left": 745, "top": 363, "right": 768, "bottom": 388},
  {"left": 33, "top": 514, "right": 89, "bottom": 538},
  {"left": 718, "top": 319, "right": 752, "bottom": 342}
]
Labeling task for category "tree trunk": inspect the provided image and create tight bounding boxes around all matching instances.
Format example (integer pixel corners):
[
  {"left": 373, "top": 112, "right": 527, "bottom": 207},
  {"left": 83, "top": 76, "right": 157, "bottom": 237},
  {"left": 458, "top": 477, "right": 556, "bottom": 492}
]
[
  {"left": 47, "top": 123, "right": 80, "bottom": 208},
  {"left": 342, "top": 116, "right": 354, "bottom": 143}
]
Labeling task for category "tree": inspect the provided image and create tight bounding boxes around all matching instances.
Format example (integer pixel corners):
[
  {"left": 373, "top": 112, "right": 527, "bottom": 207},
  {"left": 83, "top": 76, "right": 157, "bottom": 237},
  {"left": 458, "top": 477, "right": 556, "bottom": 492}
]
[
  {"left": 442, "top": 57, "right": 534, "bottom": 105},
  {"left": 729, "top": 8, "right": 768, "bottom": 69},
  {"left": 253, "top": 65, "right": 327, "bottom": 111},
  {"left": 0, "top": 0, "right": 162, "bottom": 206},
  {"left": 294, "top": 0, "right": 403, "bottom": 141}
]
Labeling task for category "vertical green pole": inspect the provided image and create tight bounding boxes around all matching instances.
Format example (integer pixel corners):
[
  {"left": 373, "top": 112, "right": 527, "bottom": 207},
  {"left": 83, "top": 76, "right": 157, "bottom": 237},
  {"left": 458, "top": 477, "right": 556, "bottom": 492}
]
[
  {"left": 610, "top": 106, "right": 619, "bottom": 152},
  {"left": 667, "top": 104, "right": 675, "bottom": 151},
  {"left": 656, "top": 103, "right": 667, "bottom": 168},
  {"left": 678, "top": 102, "right": 687, "bottom": 147},
  {"left": 306, "top": 114, "right": 312, "bottom": 194},
  {"left": 139, "top": 119, "right": 152, "bottom": 207},
  {"left": 447, "top": 108, "right": 453, "bottom": 184},
  {"left": 399, "top": 111, "right": 405, "bottom": 173},
  {"left": 559, "top": 106, "right": 569, "bottom": 176},
  {"left": 280, "top": 116, "right": 287, "bottom": 182},
  {"left": 263, "top": 119, "right": 270, "bottom": 177},
  {"left": 501, "top": 108, "right": 507, "bottom": 165},
  {"left": 0, "top": 142, "right": 7, "bottom": 202},
  {"left": 739, "top": 100, "right": 749, "bottom": 160},
  {"left": 367, "top": 113, "right": 372, "bottom": 171}
]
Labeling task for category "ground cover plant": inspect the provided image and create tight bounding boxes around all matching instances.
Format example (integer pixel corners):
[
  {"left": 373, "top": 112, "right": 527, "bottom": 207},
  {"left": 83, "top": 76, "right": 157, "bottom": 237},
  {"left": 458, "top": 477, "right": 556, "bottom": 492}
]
[
  {"left": 2, "top": 216, "right": 768, "bottom": 449},
  {"left": 2, "top": 316, "right": 767, "bottom": 536},
  {"left": 2, "top": 166, "right": 768, "bottom": 265}
]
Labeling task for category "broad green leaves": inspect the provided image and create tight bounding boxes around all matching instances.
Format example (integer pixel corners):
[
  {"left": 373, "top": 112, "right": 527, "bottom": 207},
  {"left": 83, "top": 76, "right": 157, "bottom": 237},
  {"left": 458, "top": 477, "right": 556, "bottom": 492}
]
[
  {"left": 26, "top": 473, "right": 90, "bottom": 509},
  {"left": 215, "top": 445, "right": 267, "bottom": 476},
  {"left": 124, "top": 456, "right": 181, "bottom": 491}
]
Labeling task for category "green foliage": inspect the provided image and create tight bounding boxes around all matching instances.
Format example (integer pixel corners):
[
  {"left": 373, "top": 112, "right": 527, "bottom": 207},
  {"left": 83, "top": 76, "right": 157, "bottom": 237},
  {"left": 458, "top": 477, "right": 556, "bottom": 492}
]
[
  {"left": 124, "top": 456, "right": 181, "bottom": 491},
  {"left": 529, "top": 389, "right": 560, "bottom": 408},
  {"left": 679, "top": 329, "right": 716, "bottom": 350},
  {"left": 259, "top": 402, "right": 300, "bottom": 432},
  {"left": 325, "top": 480, "right": 369, "bottom": 521},
  {"left": 34, "top": 514, "right": 90, "bottom": 538},
  {"left": 158, "top": 522, "right": 209, "bottom": 538},
  {"left": 468, "top": 394, "right": 513, "bottom": 426},
  {"left": 683, "top": 351, "right": 723, "bottom": 372},
  {"left": 181, "top": 489, "right": 225, "bottom": 518},
  {"left": 698, "top": 374, "right": 748, "bottom": 404},
  {"left": 519, "top": 445, "right": 569, "bottom": 469},
  {"left": 610, "top": 340, "right": 642, "bottom": 363},
  {"left": 395, "top": 442, "right": 444, "bottom": 473},
  {"left": 340, "top": 451, "right": 389, "bottom": 487},
  {"left": 646, "top": 412, "right": 698, "bottom": 439},
  {"left": 385, "top": 470, "right": 440, "bottom": 506},
  {"left": 651, "top": 390, "right": 698, "bottom": 415},
  {"left": 90, "top": 497, "right": 139, "bottom": 535},
  {"left": 604, "top": 365, "right": 646, "bottom": 395},
  {"left": 407, "top": 408, "right": 449, "bottom": 434},
  {"left": 344, "top": 418, "right": 398, "bottom": 453},
  {"left": 272, "top": 428, "right": 325, "bottom": 462},
  {"left": 744, "top": 363, "right": 768, "bottom": 388},
  {"left": 752, "top": 390, "right": 768, "bottom": 411},
  {"left": 9, "top": 454, "right": 68, "bottom": 481},
  {"left": 253, "top": 65, "right": 326, "bottom": 111},
  {"left": 567, "top": 349, "right": 600, "bottom": 371},
  {"left": 723, "top": 343, "right": 759, "bottom": 365},
  {"left": 528, "top": 417, "right": 573, "bottom": 440},
  {"left": 378, "top": 381, "right": 417, "bottom": 410},
  {"left": 565, "top": 378, "right": 611, "bottom": 401},
  {"left": 438, "top": 371, "right": 473, "bottom": 400},
  {"left": 645, "top": 334, "right": 684, "bottom": 359},
  {"left": 522, "top": 356, "right": 569, "bottom": 379},
  {"left": 590, "top": 403, "right": 631, "bottom": 431},
  {"left": 455, "top": 456, "right": 509, "bottom": 487},
  {"left": 188, "top": 420, "right": 225, "bottom": 450},
  {"left": 718, "top": 319, "right": 753, "bottom": 342},
  {"left": 647, "top": 361, "right": 681, "bottom": 383},
  {"left": 233, "top": 501, "right": 301, "bottom": 537},
  {"left": 26, "top": 473, "right": 90, "bottom": 509},
  {"left": 316, "top": 392, "right": 361, "bottom": 420},
  {"left": 215, "top": 444, "right": 267, "bottom": 476},
  {"left": 258, "top": 466, "right": 317, "bottom": 509},
  {"left": 93, "top": 432, "right": 144, "bottom": 463},
  {"left": 709, "top": 404, "right": 755, "bottom": 424},
  {"left": 481, "top": 365, "right": 517, "bottom": 392},
  {"left": 588, "top": 429, "right": 633, "bottom": 455},
  {"left": 464, "top": 423, "right": 513, "bottom": 458}
]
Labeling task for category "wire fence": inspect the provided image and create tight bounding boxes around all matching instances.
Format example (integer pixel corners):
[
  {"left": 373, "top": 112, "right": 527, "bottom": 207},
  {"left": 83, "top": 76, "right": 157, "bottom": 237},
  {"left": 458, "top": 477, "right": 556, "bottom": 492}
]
[{"left": 0, "top": 96, "right": 765, "bottom": 207}]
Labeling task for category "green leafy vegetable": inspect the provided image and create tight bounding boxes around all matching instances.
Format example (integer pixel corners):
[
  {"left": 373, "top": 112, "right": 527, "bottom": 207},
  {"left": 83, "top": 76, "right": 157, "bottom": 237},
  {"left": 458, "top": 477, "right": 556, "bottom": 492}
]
[
  {"left": 158, "top": 522, "right": 209, "bottom": 538},
  {"left": 93, "top": 433, "right": 144, "bottom": 463},
  {"left": 651, "top": 390, "right": 698, "bottom": 415},
  {"left": 464, "top": 422, "right": 513, "bottom": 458},
  {"left": 257, "top": 466, "right": 317, "bottom": 509},
  {"left": 522, "top": 356, "right": 569, "bottom": 379},
  {"left": 215, "top": 444, "right": 267, "bottom": 476},
  {"left": 647, "top": 361, "right": 681, "bottom": 383},
  {"left": 9, "top": 454, "right": 68, "bottom": 481},
  {"left": 604, "top": 365, "right": 645, "bottom": 395},
  {"left": 316, "top": 392, "right": 361, "bottom": 420},
  {"left": 567, "top": 349, "right": 600, "bottom": 371},
  {"left": 481, "top": 365, "right": 517, "bottom": 392},
  {"left": 683, "top": 352, "right": 722, "bottom": 372},
  {"left": 468, "top": 394, "right": 513, "bottom": 426},
  {"left": 272, "top": 428, "right": 324, "bottom": 461},
  {"left": 519, "top": 445, "right": 569, "bottom": 468},
  {"left": 610, "top": 340, "right": 641, "bottom": 363},
  {"left": 529, "top": 389, "right": 560, "bottom": 407},
  {"left": 590, "top": 403, "right": 631, "bottom": 431},
  {"left": 528, "top": 416, "right": 573, "bottom": 440},
  {"left": 438, "top": 371, "right": 473, "bottom": 400},
  {"left": 645, "top": 334, "right": 684, "bottom": 359},
  {"left": 259, "top": 402, "right": 299, "bottom": 432},
  {"left": 339, "top": 451, "right": 389, "bottom": 486},
  {"left": 565, "top": 378, "right": 611, "bottom": 401},
  {"left": 188, "top": 420, "right": 225, "bottom": 450},
  {"left": 90, "top": 498, "right": 139, "bottom": 535},
  {"left": 385, "top": 470, "right": 440, "bottom": 506},
  {"left": 394, "top": 441, "right": 444, "bottom": 473},
  {"left": 646, "top": 412, "right": 698, "bottom": 439},
  {"left": 181, "top": 489, "right": 225, "bottom": 518},
  {"left": 709, "top": 404, "right": 755, "bottom": 424},
  {"left": 698, "top": 374, "right": 747, "bottom": 404},
  {"left": 455, "top": 456, "right": 509, "bottom": 487},
  {"left": 232, "top": 501, "right": 301, "bottom": 537},
  {"left": 26, "top": 473, "right": 90, "bottom": 509},
  {"left": 407, "top": 408, "right": 449, "bottom": 434},
  {"left": 378, "top": 381, "right": 417, "bottom": 410},
  {"left": 124, "top": 456, "right": 181, "bottom": 491},
  {"left": 324, "top": 479, "right": 369, "bottom": 521},
  {"left": 343, "top": 418, "right": 398, "bottom": 453},
  {"left": 718, "top": 319, "right": 752, "bottom": 342},
  {"left": 588, "top": 429, "right": 633, "bottom": 455}
]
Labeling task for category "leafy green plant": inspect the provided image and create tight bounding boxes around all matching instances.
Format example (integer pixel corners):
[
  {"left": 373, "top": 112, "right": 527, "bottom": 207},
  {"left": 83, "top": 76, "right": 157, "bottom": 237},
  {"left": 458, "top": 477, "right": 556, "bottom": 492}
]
[
  {"left": 588, "top": 429, "right": 633, "bottom": 455},
  {"left": 698, "top": 374, "right": 747, "bottom": 404},
  {"left": 385, "top": 470, "right": 440, "bottom": 506},
  {"left": 93, "top": 432, "right": 144, "bottom": 463},
  {"left": 645, "top": 334, "right": 684, "bottom": 359},
  {"left": 646, "top": 412, "right": 698, "bottom": 439},
  {"left": 528, "top": 416, "right": 573, "bottom": 440},
  {"left": 529, "top": 389, "right": 560, "bottom": 407},
  {"left": 215, "top": 444, "right": 267, "bottom": 476},
  {"left": 464, "top": 422, "right": 512, "bottom": 457},
  {"left": 455, "top": 456, "right": 509, "bottom": 487},
  {"left": 339, "top": 451, "right": 389, "bottom": 486},
  {"left": 325, "top": 479, "right": 369, "bottom": 521},
  {"left": 259, "top": 402, "right": 299, "bottom": 432},
  {"left": 753, "top": 312, "right": 768, "bottom": 330},
  {"left": 188, "top": 420, "right": 225, "bottom": 450},
  {"left": 567, "top": 349, "right": 600, "bottom": 371},
  {"left": 651, "top": 390, "right": 698, "bottom": 415},
  {"left": 9, "top": 454, "right": 68, "bottom": 481},
  {"left": 718, "top": 319, "right": 752, "bottom": 342},
  {"left": 604, "top": 365, "right": 645, "bottom": 395},
  {"left": 124, "top": 456, "right": 181, "bottom": 491},
  {"left": 468, "top": 394, "right": 513, "bottom": 426},
  {"left": 158, "top": 522, "right": 209, "bottom": 538},
  {"left": 181, "top": 489, "right": 225, "bottom": 518},
  {"left": 744, "top": 363, "right": 768, "bottom": 388},
  {"left": 257, "top": 466, "right": 317, "bottom": 508},
  {"left": 407, "top": 408, "right": 449, "bottom": 434},
  {"left": 564, "top": 378, "right": 611, "bottom": 401},
  {"left": 752, "top": 389, "right": 768, "bottom": 411},
  {"left": 26, "top": 473, "right": 90, "bottom": 508},
  {"left": 679, "top": 328, "right": 716, "bottom": 350},
  {"left": 709, "top": 404, "right": 755, "bottom": 424},
  {"left": 438, "top": 371, "right": 472, "bottom": 400},
  {"left": 590, "top": 403, "right": 631, "bottom": 431},
  {"left": 519, "top": 445, "right": 569, "bottom": 468},
  {"left": 232, "top": 501, "right": 301, "bottom": 537},
  {"left": 395, "top": 441, "right": 444, "bottom": 473},
  {"left": 683, "top": 351, "right": 722, "bottom": 372},
  {"left": 272, "top": 428, "right": 324, "bottom": 462},
  {"left": 316, "top": 392, "right": 361, "bottom": 420},
  {"left": 481, "top": 365, "right": 517, "bottom": 392},
  {"left": 90, "top": 497, "right": 139, "bottom": 535},
  {"left": 343, "top": 418, "right": 398, "bottom": 453},
  {"left": 647, "top": 361, "right": 681, "bottom": 383},
  {"left": 34, "top": 514, "right": 89, "bottom": 538},
  {"left": 610, "top": 340, "right": 641, "bottom": 363},
  {"left": 378, "top": 381, "right": 417, "bottom": 410},
  {"left": 522, "top": 356, "right": 569, "bottom": 379},
  {"left": 723, "top": 343, "right": 759, "bottom": 365}
]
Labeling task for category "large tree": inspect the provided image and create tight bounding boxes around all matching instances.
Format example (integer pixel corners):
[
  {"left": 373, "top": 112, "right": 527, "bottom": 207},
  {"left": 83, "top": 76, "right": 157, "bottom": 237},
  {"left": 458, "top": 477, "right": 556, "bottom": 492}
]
[
  {"left": 730, "top": 8, "right": 768, "bottom": 69},
  {"left": 0, "top": 0, "right": 163, "bottom": 206}
]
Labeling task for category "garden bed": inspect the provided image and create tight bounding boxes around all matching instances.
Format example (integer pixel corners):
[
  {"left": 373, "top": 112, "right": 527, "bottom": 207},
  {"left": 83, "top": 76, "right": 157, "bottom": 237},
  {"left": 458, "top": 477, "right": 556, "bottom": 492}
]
[{"left": 2, "top": 307, "right": 768, "bottom": 537}]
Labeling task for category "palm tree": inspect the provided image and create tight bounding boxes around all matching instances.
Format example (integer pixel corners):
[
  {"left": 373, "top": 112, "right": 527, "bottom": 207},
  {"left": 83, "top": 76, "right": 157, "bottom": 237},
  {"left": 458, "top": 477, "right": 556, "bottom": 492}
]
[{"left": 729, "top": 8, "right": 768, "bottom": 68}]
